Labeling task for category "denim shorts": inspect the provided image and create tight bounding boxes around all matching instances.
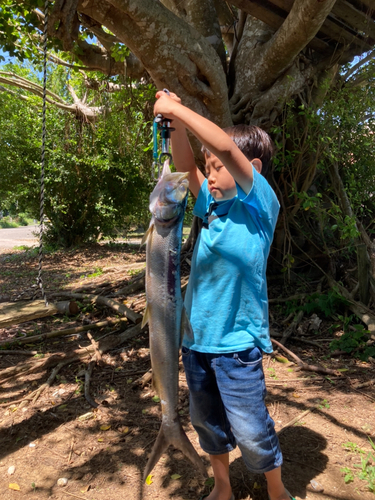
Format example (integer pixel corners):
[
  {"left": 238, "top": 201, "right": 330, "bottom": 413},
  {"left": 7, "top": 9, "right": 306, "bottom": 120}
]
[{"left": 181, "top": 346, "right": 283, "bottom": 474}]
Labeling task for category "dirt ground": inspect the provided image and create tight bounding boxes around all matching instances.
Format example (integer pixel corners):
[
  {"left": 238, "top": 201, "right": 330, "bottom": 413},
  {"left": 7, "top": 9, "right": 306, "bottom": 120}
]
[{"left": 0, "top": 242, "right": 374, "bottom": 500}]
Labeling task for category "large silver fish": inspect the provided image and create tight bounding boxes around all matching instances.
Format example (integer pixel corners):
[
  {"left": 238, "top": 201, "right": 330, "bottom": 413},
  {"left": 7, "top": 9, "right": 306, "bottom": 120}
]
[{"left": 142, "top": 163, "right": 206, "bottom": 480}]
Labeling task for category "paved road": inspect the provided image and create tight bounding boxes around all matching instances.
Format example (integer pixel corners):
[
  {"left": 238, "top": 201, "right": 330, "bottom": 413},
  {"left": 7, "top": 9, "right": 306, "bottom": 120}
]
[{"left": 0, "top": 225, "right": 39, "bottom": 250}]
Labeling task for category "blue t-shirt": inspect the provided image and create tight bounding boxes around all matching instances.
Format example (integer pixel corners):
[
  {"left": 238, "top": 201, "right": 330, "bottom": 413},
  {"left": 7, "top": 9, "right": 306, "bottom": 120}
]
[{"left": 183, "top": 167, "right": 280, "bottom": 354}]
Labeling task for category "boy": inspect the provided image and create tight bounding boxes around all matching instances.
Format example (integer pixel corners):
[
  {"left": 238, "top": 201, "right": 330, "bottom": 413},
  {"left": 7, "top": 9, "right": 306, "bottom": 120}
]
[{"left": 153, "top": 91, "right": 295, "bottom": 500}]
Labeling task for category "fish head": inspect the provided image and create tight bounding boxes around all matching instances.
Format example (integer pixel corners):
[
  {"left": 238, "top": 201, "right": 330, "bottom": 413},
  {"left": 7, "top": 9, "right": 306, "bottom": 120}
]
[{"left": 150, "top": 171, "right": 189, "bottom": 222}]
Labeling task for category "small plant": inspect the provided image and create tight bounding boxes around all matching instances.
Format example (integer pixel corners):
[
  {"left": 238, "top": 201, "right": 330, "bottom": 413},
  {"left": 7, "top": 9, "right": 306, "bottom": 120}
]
[
  {"left": 317, "top": 399, "right": 330, "bottom": 409},
  {"left": 330, "top": 316, "right": 374, "bottom": 361},
  {"left": 267, "top": 367, "right": 278, "bottom": 380},
  {"left": 128, "top": 268, "right": 144, "bottom": 277},
  {"left": 87, "top": 267, "right": 103, "bottom": 278},
  {"left": 341, "top": 438, "right": 375, "bottom": 492},
  {"left": 341, "top": 467, "right": 354, "bottom": 484},
  {"left": 342, "top": 441, "right": 366, "bottom": 454},
  {"left": 75, "top": 376, "right": 84, "bottom": 394}
]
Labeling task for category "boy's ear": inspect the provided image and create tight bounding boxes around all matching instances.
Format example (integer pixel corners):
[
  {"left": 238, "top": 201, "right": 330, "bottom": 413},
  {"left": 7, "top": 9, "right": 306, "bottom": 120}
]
[{"left": 251, "top": 158, "right": 262, "bottom": 174}]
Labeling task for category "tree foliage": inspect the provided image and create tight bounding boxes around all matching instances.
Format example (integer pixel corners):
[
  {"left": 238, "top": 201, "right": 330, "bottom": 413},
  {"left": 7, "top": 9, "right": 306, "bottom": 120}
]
[{"left": 0, "top": 63, "right": 155, "bottom": 246}]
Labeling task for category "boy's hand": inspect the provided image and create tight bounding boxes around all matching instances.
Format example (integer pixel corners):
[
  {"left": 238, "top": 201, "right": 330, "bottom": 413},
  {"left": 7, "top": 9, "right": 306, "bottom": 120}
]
[{"left": 154, "top": 91, "right": 181, "bottom": 120}]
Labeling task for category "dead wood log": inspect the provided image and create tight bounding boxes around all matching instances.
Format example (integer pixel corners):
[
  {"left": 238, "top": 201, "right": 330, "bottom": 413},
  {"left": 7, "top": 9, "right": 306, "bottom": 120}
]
[
  {"left": 108, "top": 274, "right": 145, "bottom": 298},
  {"left": 0, "top": 318, "right": 127, "bottom": 348},
  {"left": 0, "top": 300, "right": 79, "bottom": 329},
  {"left": 131, "top": 368, "right": 152, "bottom": 388},
  {"left": 52, "top": 292, "right": 142, "bottom": 324}
]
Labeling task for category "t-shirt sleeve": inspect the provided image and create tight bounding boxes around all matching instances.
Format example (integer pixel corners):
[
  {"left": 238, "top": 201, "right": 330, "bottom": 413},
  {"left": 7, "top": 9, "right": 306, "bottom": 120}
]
[
  {"left": 192, "top": 179, "right": 212, "bottom": 219},
  {"left": 236, "top": 166, "right": 280, "bottom": 232}
]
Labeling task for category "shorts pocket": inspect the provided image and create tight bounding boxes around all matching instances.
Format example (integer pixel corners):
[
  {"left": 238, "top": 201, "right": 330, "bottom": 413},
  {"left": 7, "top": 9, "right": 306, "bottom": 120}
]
[
  {"left": 181, "top": 346, "right": 190, "bottom": 356},
  {"left": 234, "top": 347, "right": 262, "bottom": 366}
]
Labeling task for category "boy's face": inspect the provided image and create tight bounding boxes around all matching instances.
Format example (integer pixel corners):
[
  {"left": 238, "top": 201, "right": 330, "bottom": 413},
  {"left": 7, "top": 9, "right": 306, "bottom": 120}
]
[{"left": 204, "top": 154, "right": 237, "bottom": 201}]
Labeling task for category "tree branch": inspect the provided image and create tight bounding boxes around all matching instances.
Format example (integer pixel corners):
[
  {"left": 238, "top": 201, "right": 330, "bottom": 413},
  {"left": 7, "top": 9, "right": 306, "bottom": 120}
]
[
  {"left": 78, "top": 0, "right": 231, "bottom": 125},
  {"left": 344, "top": 50, "right": 375, "bottom": 81},
  {"left": 251, "top": 0, "right": 337, "bottom": 88}
]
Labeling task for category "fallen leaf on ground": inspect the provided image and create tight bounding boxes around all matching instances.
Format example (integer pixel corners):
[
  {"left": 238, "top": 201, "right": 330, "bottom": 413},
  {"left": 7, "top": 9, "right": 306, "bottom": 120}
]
[{"left": 9, "top": 483, "right": 21, "bottom": 491}]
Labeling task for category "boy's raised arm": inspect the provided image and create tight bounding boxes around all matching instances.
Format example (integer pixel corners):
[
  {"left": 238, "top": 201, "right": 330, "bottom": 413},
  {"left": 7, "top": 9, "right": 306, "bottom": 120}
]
[
  {"left": 170, "top": 119, "right": 205, "bottom": 199},
  {"left": 154, "top": 92, "right": 254, "bottom": 195},
  {"left": 155, "top": 92, "right": 204, "bottom": 198}
]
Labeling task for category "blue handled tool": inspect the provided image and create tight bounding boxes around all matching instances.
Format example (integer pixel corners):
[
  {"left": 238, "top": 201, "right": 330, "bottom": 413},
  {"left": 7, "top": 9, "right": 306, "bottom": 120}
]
[{"left": 152, "top": 89, "right": 175, "bottom": 179}]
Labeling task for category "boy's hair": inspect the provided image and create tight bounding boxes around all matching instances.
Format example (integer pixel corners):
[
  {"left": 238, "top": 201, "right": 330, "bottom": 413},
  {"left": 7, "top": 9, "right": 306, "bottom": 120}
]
[{"left": 202, "top": 124, "right": 274, "bottom": 178}]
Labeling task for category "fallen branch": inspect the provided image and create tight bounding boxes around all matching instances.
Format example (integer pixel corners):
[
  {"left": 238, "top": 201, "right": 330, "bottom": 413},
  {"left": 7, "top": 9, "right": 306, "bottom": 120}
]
[
  {"left": 0, "top": 318, "right": 127, "bottom": 348},
  {"left": 277, "top": 408, "right": 314, "bottom": 435},
  {"left": 353, "top": 379, "right": 375, "bottom": 389},
  {"left": 87, "top": 332, "right": 103, "bottom": 365},
  {"left": 52, "top": 292, "right": 142, "bottom": 324},
  {"left": 271, "top": 338, "right": 340, "bottom": 376},
  {"left": 269, "top": 293, "right": 307, "bottom": 303},
  {"left": 108, "top": 274, "right": 145, "bottom": 298},
  {"left": 0, "top": 350, "right": 38, "bottom": 356},
  {"left": 84, "top": 360, "right": 98, "bottom": 408},
  {"left": 280, "top": 310, "right": 304, "bottom": 345},
  {"left": 131, "top": 368, "right": 152, "bottom": 388}
]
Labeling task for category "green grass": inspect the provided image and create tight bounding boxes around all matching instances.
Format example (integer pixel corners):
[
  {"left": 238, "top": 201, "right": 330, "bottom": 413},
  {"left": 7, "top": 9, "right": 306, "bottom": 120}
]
[
  {"left": 0, "top": 218, "right": 18, "bottom": 228},
  {"left": 341, "top": 439, "right": 375, "bottom": 492},
  {"left": 0, "top": 214, "right": 35, "bottom": 228}
]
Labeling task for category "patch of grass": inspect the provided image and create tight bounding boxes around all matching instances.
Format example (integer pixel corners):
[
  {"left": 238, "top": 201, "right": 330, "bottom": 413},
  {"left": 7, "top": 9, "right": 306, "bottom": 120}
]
[
  {"left": 0, "top": 217, "right": 18, "bottom": 228},
  {"left": 0, "top": 214, "right": 35, "bottom": 228},
  {"left": 87, "top": 267, "right": 103, "bottom": 278},
  {"left": 128, "top": 267, "right": 145, "bottom": 277}
]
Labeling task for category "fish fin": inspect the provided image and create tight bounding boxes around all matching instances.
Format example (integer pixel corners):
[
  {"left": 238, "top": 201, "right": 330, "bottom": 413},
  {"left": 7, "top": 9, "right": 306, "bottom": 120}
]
[
  {"left": 180, "top": 306, "right": 194, "bottom": 347},
  {"left": 143, "top": 419, "right": 207, "bottom": 482},
  {"left": 141, "top": 303, "right": 149, "bottom": 328},
  {"left": 143, "top": 425, "right": 169, "bottom": 481},
  {"left": 141, "top": 223, "right": 154, "bottom": 246}
]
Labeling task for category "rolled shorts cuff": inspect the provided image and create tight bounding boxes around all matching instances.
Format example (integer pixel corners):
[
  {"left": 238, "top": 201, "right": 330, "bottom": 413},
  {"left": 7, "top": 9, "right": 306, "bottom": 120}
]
[
  {"left": 243, "top": 455, "right": 283, "bottom": 475},
  {"left": 201, "top": 443, "right": 236, "bottom": 456}
]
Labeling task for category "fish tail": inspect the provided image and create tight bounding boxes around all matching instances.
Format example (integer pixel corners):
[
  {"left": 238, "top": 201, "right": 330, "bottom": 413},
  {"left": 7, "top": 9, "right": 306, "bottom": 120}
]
[{"left": 143, "top": 421, "right": 207, "bottom": 481}]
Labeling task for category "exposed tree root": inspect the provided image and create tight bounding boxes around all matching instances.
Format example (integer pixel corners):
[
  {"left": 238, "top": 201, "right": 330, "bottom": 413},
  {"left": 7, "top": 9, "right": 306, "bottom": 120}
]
[
  {"left": 0, "top": 323, "right": 143, "bottom": 408},
  {"left": 0, "top": 318, "right": 127, "bottom": 349}
]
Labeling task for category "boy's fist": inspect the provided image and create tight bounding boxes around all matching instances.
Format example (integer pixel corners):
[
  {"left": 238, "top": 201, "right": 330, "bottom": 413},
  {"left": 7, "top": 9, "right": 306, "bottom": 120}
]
[{"left": 154, "top": 91, "right": 181, "bottom": 119}]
